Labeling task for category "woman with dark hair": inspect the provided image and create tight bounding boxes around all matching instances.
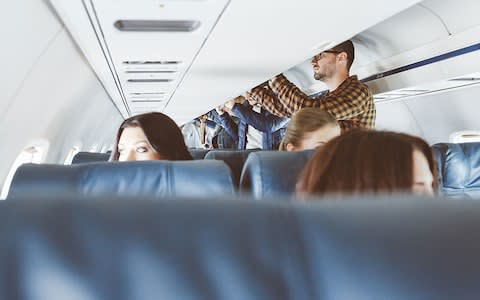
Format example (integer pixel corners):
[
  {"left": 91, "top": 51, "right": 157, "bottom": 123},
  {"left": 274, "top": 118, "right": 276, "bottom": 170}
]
[
  {"left": 297, "top": 130, "right": 437, "bottom": 197},
  {"left": 111, "top": 112, "right": 193, "bottom": 161},
  {"left": 279, "top": 108, "right": 340, "bottom": 151}
]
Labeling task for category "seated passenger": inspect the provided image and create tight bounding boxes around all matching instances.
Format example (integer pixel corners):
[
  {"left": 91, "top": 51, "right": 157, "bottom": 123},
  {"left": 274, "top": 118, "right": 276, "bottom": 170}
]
[
  {"left": 111, "top": 112, "right": 193, "bottom": 161},
  {"left": 279, "top": 108, "right": 340, "bottom": 151},
  {"left": 297, "top": 130, "right": 437, "bottom": 197}
]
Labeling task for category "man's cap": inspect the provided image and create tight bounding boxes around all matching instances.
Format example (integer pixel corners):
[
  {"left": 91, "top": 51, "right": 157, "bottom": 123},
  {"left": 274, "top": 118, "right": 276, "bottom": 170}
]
[{"left": 330, "top": 40, "right": 355, "bottom": 62}]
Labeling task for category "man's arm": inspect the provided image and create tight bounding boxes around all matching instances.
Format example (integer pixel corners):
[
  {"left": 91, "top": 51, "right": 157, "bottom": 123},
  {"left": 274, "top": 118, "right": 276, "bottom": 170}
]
[
  {"left": 269, "top": 74, "right": 320, "bottom": 112},
  {"left": 216, "top": 111, "right": 239, "bottom": 141},
  {"left": 271, "top": 74, "right": 371, "bottom": 120},
  {"left": 232, "top": 103, "right": 289, "bottom": 133},
  {"left": 245, "top": 86, "right": 293, "bottom": 117},
  {"left": 206, "top": 109, "right": 222, "bottom": 124}
]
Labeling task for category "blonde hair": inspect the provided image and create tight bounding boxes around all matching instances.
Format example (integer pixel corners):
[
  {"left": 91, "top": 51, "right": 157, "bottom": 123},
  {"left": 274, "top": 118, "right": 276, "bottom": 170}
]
[{"left": 279, "top": 108, "right": 338, "bottom": 151}]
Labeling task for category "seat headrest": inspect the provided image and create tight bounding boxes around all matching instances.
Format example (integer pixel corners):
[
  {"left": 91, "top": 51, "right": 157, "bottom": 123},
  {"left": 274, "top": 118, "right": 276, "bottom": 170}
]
[
  {"left": 71, "top": 152, "right": 109, "bottom": 164},
  {"left": 432, "top": 142, "right": 480, "bottom": 198},
  {"left": 8, "top": 160, "right": 234, "bottom": 199},
  {"left": 188, "top": 149, "right": 211, "bottom": 160},
  {"left": 240, "top": 150, "right": 313, "bottom": 199},
  {"left": 2, "top": 197, "right": 480, "bottom": 299},
  {"left": 204, "top": 150, "right": 259, "bottom": 187},
  {"left": 295, "top": 197, "right": 480, "bottom": 298}
]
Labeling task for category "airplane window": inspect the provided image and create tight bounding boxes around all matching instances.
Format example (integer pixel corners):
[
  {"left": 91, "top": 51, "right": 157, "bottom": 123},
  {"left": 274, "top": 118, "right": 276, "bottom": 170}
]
[
  {"left": 449, "top": 131, "right": 480, "bottom": 143},
  {"left": 1, "top": 144, "right": 48, "bottom": 199},
  {"left": 100, "top": 144, "right": 109, "bottom": 153},
  {"left": 63, "top": 146, "right": 81, "bottom": 165},
  {"left": 89, "top": 145, "right": 99, "bottom": 152}
]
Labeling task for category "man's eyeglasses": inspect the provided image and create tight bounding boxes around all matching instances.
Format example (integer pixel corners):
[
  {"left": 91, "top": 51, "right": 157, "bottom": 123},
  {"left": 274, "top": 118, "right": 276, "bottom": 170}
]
[{"left": 313, "top": 50, "right": 342, "bottom": 61}]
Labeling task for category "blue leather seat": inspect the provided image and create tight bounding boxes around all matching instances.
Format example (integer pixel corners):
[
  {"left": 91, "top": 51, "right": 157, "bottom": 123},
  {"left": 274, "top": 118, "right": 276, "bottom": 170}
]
[
  {"left": 432, "top": 142, "right": 480, "bottom": 198},
  {"left": 188, "top": 149, "right": 211, "bottom": 160},
  {"left": 72, "top": 152, "right": 110, "bottom": 164},
  {"left": 204, "top": 149, "right": 259, "bottom": 188},
  {"left": 240, "top": 150, "right": 313, "bottom": 199},
  {"left": 8, "top": 160, "right": 234, "bottom": 199},
  {"left": 1, "top": 196, "right": 480, "bottom": 299},
  {"left": 72, "top": 150, "right": 209, "bottom": 163}
]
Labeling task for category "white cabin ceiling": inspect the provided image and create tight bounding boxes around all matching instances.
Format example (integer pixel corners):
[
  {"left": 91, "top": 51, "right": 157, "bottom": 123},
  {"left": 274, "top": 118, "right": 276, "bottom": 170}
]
[{"left": 49, "top": 0, "right": 420, "bottom": 124}]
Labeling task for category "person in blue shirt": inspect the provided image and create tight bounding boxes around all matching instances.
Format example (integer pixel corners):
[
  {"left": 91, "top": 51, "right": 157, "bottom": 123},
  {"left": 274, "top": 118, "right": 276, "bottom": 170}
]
[{"left": 216, "top": 96, "right": 289, "bottom": 150}]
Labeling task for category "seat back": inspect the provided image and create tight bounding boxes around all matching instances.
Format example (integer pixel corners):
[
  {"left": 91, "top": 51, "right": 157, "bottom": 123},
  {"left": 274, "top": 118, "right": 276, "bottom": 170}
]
[
  {"left": 188, "top": 149, "right": 211, "bottom": 159},
  {"left": 1, "top": 197, "right": 480, "bottom": 299},
  {"left": 432, "top": 142, "right": 480, "bottom": 198},
  {"left": 8, "top": 160, "right": 234, "bottom": 199},
  {"left": 240, "top": 150, "right": 313, "bottom": 199},
  {"left": 71, "top": 152, "right": 109, "bottom": 164},
  {"left": 204, "top": 149, "right": 259, "bottom": 187},
  {"left": 296, "top": 197, "right": 480, "bottom": 299}
]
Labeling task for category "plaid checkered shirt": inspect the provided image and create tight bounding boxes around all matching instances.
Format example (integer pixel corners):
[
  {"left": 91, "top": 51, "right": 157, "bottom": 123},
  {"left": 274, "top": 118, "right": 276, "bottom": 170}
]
[{"left": 246, "top": 74, "right": 376, "bottom": 132}]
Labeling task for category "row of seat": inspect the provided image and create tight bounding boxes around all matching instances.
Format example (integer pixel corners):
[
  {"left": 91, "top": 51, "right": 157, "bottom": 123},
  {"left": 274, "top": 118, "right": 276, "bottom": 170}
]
[
  {"left": 1, "top": 196, "right": 479, "bottom": 298},
  {"left": 70, "top": 148, "right": 215, "bottom": 164},
  {"left": 8, "top": 149, "right": 312, "bottom": 199},
  {"left": 71, "top": 149, "right": 257, "bottom": 187},
  {"left": 8, "top": 142, "right": 480, "bottom": 199}
]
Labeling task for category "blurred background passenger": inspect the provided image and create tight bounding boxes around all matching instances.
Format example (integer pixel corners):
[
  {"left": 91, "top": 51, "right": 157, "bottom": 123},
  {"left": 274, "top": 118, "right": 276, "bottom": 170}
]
[
  {"left": 205, "top": 109, "right": 237, "bottom": 149},
  {"left": 182, "top": 114, "right": 220, "bottom": 149},
  {"left": 111, "top": 112, "right": 193, "bottom": 161},
  {"left": 279, "top": 108, "right": 340, "bottom": 151},
  {"left": 297, "top": 130, "right": 437, "bottom": 197},
  {"left": 216, "top": 96, "right": 288, "bottom": 150}
]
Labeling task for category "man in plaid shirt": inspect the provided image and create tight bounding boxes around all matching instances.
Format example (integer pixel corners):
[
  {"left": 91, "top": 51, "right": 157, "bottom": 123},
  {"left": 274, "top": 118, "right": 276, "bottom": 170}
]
[{"left": 246, "top": 40, "right": 375, "bottom": 132}]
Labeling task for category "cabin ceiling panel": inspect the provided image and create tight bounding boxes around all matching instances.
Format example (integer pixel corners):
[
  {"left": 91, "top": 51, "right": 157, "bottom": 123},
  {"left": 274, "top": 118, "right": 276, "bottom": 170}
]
[
  {"left": 0, "top": 1, "right": 62, "bottom": 116},
  {"left": 90, "top": 0, "right": 230, "bottom": 116},
  {"left": 359, "top": 24, "right": 480, "bottom": 96},
  {"left": 421, "top": 0, "right": 480, "bottom": 35},
  {"left": 50, "top": 0, "right": 420, "bottom": 123},
  {"left": 263, "top": 0, "right": 480, "bottom": 105},
  {"left": 49, "top": 0, "right": 129, "bottom": 117},
  {"left": 165, "top": 0, "right": 421, "bottom": 123},
  {"left": 353, "top": 0, "right": 480, "bottom": 70},
  {"left": 353, "top": 4, "right": 448, "bottom": 67}
]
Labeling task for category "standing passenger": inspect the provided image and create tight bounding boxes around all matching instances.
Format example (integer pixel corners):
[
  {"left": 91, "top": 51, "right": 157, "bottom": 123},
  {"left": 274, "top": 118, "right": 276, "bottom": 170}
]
[
  {"left": 111, "top": 112, "right": 193, "bottom": 161},
  {"left": 279, "top": 108, "right": 340, "bottom": 151},
  {"left": 182, "top": 114, "right": 219, "bottom": 149},
  {"left": 216, "top": 96, "right": 288, "bottom": 150},
  {"left": 246, "top": 40, "right": 375, "bottom": 132},
  {"left": 297, "top": 130, "right": 437, "bottom": 197}
]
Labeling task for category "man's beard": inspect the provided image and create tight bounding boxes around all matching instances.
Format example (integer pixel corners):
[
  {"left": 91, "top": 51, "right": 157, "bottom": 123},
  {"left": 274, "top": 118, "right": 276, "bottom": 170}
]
[{"left": 314, "top": 71, "right": 326, "bottom": 81}]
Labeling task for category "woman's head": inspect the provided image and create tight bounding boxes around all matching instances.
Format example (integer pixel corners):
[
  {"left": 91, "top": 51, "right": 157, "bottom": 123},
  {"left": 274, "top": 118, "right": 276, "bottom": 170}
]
[
  {"left": 297, "top": 130, "right": 437, "bottom": 197},
  {"left": 111, "top": 112, "right": 193, "bottom": 161},
  {"left": 279, "top": 108, "right": 340, "bottom": 151}
]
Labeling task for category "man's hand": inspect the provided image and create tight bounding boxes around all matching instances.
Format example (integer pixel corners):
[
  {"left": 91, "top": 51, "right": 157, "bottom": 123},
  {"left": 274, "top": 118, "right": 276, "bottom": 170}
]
[
  {"left": 224, "top": 99, "right": 236, "bottom": 110},
  {"left": 215, "top": 105, "right": 226, "bottom": 115},
  {"left": 233, "top": 96, "right": 246, "bottom": 104}
]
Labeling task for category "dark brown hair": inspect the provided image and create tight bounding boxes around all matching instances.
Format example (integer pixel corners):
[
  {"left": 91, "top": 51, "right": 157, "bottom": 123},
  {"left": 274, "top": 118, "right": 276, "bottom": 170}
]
[
  {"left": 296, "top": 130, "right": 437, "bottom": 196},
  {"left": 330, "top": 40, "right": 355, "bottom": 71},
  {"left": 279, "top": 108, "right": 338, "bottom": 150},
  {"left": 111, "top": 112, "right": 193, "bottom": 161}
]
